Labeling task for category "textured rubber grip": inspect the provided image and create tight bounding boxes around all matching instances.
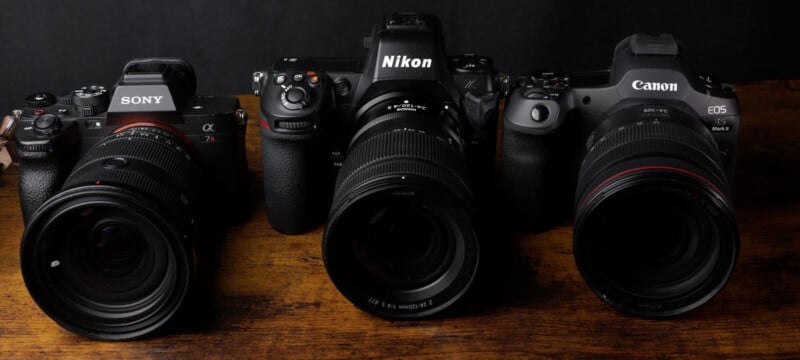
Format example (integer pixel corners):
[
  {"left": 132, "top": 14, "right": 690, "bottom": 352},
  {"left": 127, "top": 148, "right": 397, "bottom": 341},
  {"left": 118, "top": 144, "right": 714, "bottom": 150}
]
[
  {"left": 18, "top": 156, "right": 62, "bottom": 225},
  {"left": 499, "top": 125, "right": 555, "bottom": 229},
  {"left": 261, "top": 127, "right": 331, "bottom": 234}
]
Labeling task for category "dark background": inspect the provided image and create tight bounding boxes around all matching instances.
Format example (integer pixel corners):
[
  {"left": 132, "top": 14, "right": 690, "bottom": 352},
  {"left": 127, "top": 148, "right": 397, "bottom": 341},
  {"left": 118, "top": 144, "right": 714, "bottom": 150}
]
[{"left": 0, "top": 1, "right": 795, "bottom": 113}]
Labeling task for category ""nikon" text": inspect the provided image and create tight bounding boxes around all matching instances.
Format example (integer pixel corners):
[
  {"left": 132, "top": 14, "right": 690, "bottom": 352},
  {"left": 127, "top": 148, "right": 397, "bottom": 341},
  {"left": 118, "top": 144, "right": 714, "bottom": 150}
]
[{"left": 381, "top": 55, "right": 432, "bottom": 69}]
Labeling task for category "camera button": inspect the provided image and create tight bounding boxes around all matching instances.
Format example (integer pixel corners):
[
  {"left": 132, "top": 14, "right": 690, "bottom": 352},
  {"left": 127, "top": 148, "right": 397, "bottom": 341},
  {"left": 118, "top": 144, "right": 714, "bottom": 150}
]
[
  {"left": 531, "top": 104, "right": 550, "bottom": 122},
  {"left": 102, "top": 157, "right": 129, "bottom": 169},
  {"left": 33, "top": 114, "right": 60, "bottom": 136},
  {"left": 292, "top": 73, "right": 304, "bottom": 82},
  {"left": 334, "top": 79, "right": 350, "bottom": 96},
  {"left": 286, "top": 88, "right": 306, "bottom": 104},
  {"left": 274, "top": 74, "right": 288, "bottom": 85}
]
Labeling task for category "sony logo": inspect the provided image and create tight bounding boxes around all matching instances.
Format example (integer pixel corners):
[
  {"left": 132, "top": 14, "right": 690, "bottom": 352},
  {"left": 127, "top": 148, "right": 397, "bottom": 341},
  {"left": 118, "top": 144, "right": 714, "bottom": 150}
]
[
  {"left": 381, "top": 55, "right": 432, "bottom": 69},
  {"left": 120, "top": 96, "right": 164, "bottom": 105},
  {"left": 632, "top": 80, "right": 678, "bottom": 92}
]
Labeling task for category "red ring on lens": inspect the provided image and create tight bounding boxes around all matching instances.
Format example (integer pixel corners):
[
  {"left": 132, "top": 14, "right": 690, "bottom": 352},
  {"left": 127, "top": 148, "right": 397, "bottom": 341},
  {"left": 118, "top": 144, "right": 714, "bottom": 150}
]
[{"left": 578, "top": 165, "right": 723, "bottom": 209}]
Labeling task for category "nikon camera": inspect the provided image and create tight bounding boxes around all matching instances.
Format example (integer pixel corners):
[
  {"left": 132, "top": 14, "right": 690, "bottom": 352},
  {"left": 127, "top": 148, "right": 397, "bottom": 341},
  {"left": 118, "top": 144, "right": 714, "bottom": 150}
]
[
  {"left": 502, "top": 34, "right": 740, "bottom": 317},
  {"left": 12, "top": 58, "right": 248, "bottom": 339},
  {"left": 253, "top": 13, "right": 503, "bottom": 318}
]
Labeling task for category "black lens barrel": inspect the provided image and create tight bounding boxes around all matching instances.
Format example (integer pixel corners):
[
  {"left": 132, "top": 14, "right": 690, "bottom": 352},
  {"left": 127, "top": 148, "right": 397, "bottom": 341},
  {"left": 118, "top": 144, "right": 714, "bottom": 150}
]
[
  {"left": 573, "top": 106, "right": 739, "bottom": 317},
  {"left": 323, "top": 110, "right": 479, "bottom": 319},
  {"left": 20, "top": 126, "right": 198, "bottom": 340}
]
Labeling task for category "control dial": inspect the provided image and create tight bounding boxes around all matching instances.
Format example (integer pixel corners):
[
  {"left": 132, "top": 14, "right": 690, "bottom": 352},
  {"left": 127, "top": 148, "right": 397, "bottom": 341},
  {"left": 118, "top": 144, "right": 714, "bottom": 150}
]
[
  {"left": 280, "top": 86, "right": 310, "bottom": 110},
  {"left": 531, "top": 71, "right": 569, "bottom": 91},
  {"left": 25, "top": 93, "right": 56, "bottom": 109},
  {"left": 451, "top": 55, "right": 491, "bottom": 73}
]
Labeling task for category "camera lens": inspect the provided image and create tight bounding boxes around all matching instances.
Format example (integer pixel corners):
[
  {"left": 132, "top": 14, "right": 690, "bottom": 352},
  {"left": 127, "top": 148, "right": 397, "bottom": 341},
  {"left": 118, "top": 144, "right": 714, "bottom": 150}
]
[
  {"left": 573, "top": 105, "right": 738, "bottom": 317},
  {"left": 323, "top": 103, "right": 479, "bottom": 319},
  {"left": 21, "top": 125, "right": 198, "bottom": 340}
]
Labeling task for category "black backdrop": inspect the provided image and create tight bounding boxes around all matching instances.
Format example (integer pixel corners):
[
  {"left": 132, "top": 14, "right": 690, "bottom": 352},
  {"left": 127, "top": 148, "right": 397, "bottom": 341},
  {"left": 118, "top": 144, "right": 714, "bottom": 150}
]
[{"left": 0, "top": 1, "right": 795, "bottom": 113}]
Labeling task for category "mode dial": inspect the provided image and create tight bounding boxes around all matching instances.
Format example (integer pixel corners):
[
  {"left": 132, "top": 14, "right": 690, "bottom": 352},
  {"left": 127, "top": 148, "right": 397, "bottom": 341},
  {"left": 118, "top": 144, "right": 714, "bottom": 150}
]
[{"left": 72, "top": 85, "right": 110, "bottom": 116}]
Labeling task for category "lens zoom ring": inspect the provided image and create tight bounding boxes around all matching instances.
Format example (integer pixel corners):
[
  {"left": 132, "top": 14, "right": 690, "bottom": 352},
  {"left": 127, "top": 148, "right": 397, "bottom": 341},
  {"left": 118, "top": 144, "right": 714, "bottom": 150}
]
[
  {"left": 577, "top": 122, "right": 727, "bottom": 200},
  {"left": 333, "top": 129, "right": 471, "bottom": 208},
  {"left": 63, "top": 127, "right": 197, "bottom": 208}
]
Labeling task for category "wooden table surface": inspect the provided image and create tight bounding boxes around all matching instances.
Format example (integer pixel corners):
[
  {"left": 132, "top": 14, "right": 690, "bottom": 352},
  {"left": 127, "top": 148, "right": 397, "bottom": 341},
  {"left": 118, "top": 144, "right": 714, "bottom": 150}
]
[{"left": 0, "top": 82, "right": 798, "bottom": 359}]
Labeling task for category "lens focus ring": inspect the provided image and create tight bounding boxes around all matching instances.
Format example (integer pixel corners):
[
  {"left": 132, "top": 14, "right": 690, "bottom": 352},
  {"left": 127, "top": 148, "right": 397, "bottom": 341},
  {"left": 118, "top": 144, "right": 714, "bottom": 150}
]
[
  {"left": 578, "top": 119, "right": 727, "bottom": 200},
  {"left": 63, "top": 126, "right": 197, "bottom": 210},
  {"left": 333, "top": 127, "right": 471, "bottom": 209}
]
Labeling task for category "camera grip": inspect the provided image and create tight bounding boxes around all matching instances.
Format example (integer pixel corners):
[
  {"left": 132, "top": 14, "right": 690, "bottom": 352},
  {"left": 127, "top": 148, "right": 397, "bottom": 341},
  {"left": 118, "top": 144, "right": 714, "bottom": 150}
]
[
  {"left": 261, "top": 128, "right": 330, "bottom": 234},
  {"left": 500, "top": 126, "right": 554, "bottom": 230},
  {"left": 18, "top": 155, "right": 62, "bottom": 225}
]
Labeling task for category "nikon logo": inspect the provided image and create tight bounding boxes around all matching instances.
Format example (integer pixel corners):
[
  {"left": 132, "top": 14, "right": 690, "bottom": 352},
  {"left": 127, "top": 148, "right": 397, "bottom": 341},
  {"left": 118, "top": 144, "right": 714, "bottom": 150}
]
[
  {"left": 632, "top": 80, "right": 678, "bottom": 92},
  {"left": 120, "top": 96, "right": 164, "bottom": 105},
  {"left": 381, "top": 55, "right": 432, "bottom": 69}
]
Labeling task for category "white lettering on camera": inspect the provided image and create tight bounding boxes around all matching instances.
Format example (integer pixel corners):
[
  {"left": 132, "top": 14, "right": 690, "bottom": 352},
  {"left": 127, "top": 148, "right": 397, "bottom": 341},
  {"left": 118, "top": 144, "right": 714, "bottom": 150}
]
[
  {"left": 632, "top": 80, "right": 678, "bottom": 92},
  {"left": 381, "top": 55, "right": 432, "bottom": 69},
  {"left": 120, "top": 96, "right": 164, "bottom": 105}
]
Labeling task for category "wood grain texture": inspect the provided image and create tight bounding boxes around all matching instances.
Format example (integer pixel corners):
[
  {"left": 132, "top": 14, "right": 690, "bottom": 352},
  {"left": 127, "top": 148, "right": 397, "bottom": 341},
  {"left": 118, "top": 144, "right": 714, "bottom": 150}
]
[{"left": 0, "top": 82, "right": 798, "bottom": 359}]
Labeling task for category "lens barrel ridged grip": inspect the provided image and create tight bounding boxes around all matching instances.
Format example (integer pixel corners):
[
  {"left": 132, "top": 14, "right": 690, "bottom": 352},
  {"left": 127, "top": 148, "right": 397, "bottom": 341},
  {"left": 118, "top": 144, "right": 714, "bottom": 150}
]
[
  {"left": 333, "top": 128, "right": 472, "bottom": 209},
  {"left": 576, "top": 121, "right": 728, "bottom": 203},
  {"left": 62, "top": 127, "right": 198, "bottom": 213}
]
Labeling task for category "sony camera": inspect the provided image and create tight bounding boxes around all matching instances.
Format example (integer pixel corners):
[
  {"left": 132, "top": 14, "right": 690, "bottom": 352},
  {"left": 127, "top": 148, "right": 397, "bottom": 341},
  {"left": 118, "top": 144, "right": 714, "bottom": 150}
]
[
  {"left": 253, "top": 13, "right": 503, "bottom": 318},
  {"left": 12, "top": 58, "right": 248, "bottom": 339},
  {"left": 502, "top": 34, "right": 740, "bottom": 317}
]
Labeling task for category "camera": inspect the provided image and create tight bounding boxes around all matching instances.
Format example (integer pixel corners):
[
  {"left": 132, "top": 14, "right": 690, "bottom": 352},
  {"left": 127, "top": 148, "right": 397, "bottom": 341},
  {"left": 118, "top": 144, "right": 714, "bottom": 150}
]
[
  {"left": 253, "top": 13, "right": 503, "bottom": 318},
  {"left": 13, "top": 58, "right": 248, "bottom": 339},
  {"left": 502, "top": 34, "right": 740, "bottom": 317}
]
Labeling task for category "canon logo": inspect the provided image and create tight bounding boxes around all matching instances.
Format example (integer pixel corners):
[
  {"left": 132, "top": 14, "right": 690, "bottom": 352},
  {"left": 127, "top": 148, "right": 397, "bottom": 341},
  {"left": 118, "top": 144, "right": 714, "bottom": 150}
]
[
  {"left": 381, "top": 55, "right": 432, "bottom": 69},
  {"left": 632, "top": 80, "right": 678, "bottom": 92},
  {"left": 120, "top": 96, "right": 164, "bottom": 105}
]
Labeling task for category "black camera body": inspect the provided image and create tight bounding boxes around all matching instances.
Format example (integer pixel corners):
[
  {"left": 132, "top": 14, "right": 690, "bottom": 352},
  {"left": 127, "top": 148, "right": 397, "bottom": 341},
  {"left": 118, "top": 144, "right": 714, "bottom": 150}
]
[
  {"left": 254, "top": 13, "right": 502, "bottom": 235},
  {"left": 15, "top": 59, "right": 248, "bottom": 225},
  {"left": 255, "top": 13, "right": 503, "bottom": 319},
  {"left": 503, "top": 34, "right": 740, "bottom": 227},
  {"left": 13, "top": 58, "right": 248, "bottom": 340},
  {"left": 502, "top": 34, "right": 741, "bottom": 317}
]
